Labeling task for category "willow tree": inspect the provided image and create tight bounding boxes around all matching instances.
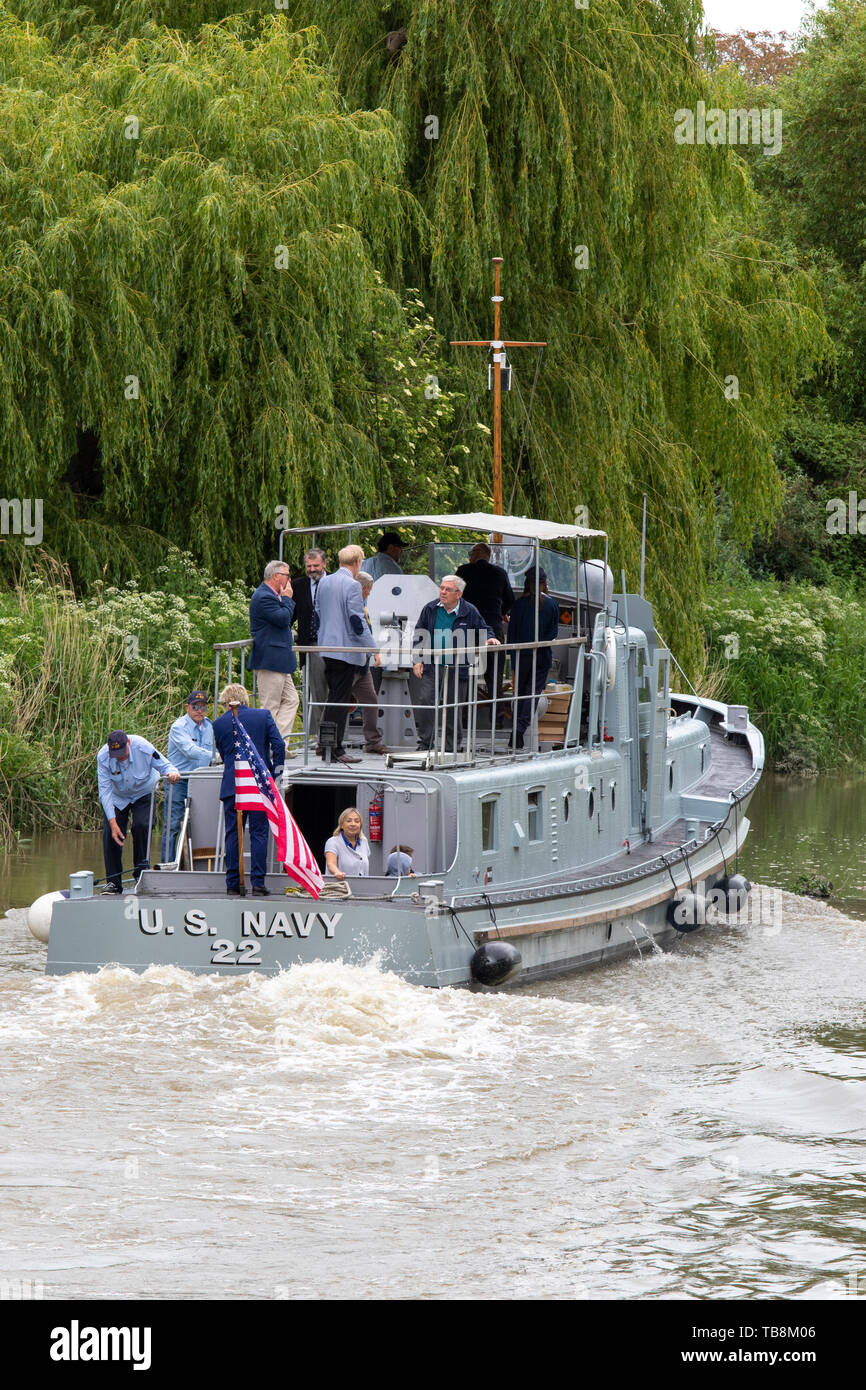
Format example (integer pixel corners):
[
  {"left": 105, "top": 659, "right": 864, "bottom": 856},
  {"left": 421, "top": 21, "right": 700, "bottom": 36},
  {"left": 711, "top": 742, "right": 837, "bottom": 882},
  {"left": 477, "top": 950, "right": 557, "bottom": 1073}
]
[
  {"left": 268, "top": 0, "right": 827, "bottom": 669},
  {"left": 3, "top": 2, "right": 828, "bottom": 666},
  {"left": 0, "top": 10, "right": 443, "bottom": 582}
]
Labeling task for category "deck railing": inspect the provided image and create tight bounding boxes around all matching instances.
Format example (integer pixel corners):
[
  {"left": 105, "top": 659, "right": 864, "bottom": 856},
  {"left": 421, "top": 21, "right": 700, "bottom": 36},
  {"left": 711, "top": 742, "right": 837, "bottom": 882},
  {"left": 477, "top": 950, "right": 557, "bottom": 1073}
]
[{"left": 213, "top": 634, "right": 589, "bottom": 767}]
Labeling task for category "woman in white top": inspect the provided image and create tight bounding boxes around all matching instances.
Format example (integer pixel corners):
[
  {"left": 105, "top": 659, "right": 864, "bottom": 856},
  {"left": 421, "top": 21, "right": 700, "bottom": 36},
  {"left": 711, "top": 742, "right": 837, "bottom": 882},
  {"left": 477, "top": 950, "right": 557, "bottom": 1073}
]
[{"left": 324, "top": 807, "right": 371, "bottom": 878}]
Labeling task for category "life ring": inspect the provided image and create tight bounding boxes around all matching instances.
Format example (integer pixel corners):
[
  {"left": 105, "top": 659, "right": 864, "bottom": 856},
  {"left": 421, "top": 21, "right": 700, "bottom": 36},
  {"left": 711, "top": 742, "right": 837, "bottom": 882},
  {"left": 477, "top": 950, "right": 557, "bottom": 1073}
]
[{"left": 604, "top": 628, "right": 616, "bottom": 689}]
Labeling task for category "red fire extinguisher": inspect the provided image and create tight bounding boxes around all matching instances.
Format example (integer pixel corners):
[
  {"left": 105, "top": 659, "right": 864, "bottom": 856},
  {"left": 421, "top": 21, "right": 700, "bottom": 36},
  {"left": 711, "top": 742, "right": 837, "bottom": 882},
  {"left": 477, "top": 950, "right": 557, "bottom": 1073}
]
[{"left": 368, "top": 791, "right": 383, "bottom": 843}]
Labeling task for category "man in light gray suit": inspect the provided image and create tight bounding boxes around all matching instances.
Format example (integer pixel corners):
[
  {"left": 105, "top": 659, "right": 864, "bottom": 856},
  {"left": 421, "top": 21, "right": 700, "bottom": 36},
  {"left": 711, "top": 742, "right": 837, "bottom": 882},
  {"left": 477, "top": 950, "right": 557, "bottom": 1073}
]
[{"left": 315, "top": 544, "right": 378, "bottom": 763}]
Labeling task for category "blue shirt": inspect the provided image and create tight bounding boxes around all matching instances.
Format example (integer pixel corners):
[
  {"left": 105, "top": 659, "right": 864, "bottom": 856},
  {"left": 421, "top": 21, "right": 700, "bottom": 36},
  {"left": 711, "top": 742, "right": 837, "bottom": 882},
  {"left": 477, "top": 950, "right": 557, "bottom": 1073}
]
[
  {"left": 366, "top": 553, "right": 404, "bottom": 582},
  {"left": 508, "top": 592, "right": 560, "bottom": 668},
  {"left": 386, "top": 850, "right": 413, "bottom": 876},
  {"left": 167, "top": 714, "right": 214, "bottom": 776},
  {"left": 97, "top": 735, "right": 178, "bottom": 820}
]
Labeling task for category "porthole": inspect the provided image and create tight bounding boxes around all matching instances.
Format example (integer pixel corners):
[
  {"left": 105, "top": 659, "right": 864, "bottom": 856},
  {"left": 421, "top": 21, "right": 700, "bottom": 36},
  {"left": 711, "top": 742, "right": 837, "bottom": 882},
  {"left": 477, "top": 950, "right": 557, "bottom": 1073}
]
[{"left": 588, "top": 789, "right": 595, "bottom": 818}]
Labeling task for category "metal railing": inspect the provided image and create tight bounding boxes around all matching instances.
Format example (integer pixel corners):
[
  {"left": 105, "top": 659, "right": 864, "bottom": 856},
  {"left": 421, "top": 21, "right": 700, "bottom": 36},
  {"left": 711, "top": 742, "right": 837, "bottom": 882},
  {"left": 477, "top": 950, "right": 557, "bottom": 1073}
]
[
  {"left": 212, "top": 634, "right": 591, "bottom": 768},
  {"left": 212, "top": 638, "right": 257, "bottom": 711}
]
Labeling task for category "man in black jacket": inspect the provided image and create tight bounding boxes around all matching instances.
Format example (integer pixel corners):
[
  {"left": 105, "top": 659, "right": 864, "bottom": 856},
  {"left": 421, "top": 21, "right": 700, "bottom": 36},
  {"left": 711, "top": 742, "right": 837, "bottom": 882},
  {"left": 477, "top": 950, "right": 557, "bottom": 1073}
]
[
  {"left": 291, "top": 548, "right": 328, "bottom": 743},
  {"left": 410, "top": 576, "right": 500, "bottom": 750},
  {"left": 456, "top": 542, "right": 514, "bottom": 721}
]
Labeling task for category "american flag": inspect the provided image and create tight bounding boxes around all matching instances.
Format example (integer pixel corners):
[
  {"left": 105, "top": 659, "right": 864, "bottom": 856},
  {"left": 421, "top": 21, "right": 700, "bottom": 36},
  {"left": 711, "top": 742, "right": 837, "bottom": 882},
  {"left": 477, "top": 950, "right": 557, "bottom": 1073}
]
[{"left": 232, "top": 714, "right": 324, "bottom": 898}]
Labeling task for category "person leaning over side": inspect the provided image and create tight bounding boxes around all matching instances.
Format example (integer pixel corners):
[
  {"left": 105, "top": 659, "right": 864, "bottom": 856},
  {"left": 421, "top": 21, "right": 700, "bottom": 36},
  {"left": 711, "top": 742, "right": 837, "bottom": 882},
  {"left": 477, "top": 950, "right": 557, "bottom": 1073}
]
[
  {"left": 161, "top": 690, "right": 215, "bottom": 863},
  {"left": 291, "top": 547, "right": 329, "bottom": 744},
  {"left": 352, "top": 570, "right": 387, "bottom": 754},
  {"left": 211, "top": 683, "right": 285, "bottom": 897},
  {"left": 97, "top": 729, "right": 180, "bottom": 893},
  {"left": 324, "top": 807, "right": 370, "bottom": 879},
  {"left": 386, "top": 845, "right": 416, "bottom": 877},
  {"left": 410, "top": 575, "right": 500, "bottom": 751},
  {"left": 248, "top": 560, "right": 299, "bottom": 747},
  {"left": 508, "top": 568, "right": 560, "bottom": 749},
  {"left": 314, "top": 544, "right": 378, "bottom": 764}
]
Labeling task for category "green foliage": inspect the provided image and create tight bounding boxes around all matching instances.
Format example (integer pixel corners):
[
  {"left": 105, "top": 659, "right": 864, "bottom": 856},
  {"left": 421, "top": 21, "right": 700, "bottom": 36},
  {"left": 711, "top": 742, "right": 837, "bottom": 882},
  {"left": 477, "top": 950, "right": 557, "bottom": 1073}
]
[
  {"left": 85, "top": 557, "right": 249, "bottom": 691},
  {"left": 359, "top": 289, "right": 482, "bottom": 516},
  {"left": 275, "top": 0, "right": 827, "bottom": 672},
  {"left": 704, "top": 577, "right": 866, "bottom": 772},
  {"left": 0, "top": 9, "right": 432, "bottom": 584},
  {"left": 763, "top": 0, "right": 866, "bottom": 277},
  {"left": 752, "top": 0, "right": 866, "bottom": 424},
  {"left": 0, "top": 0, "right": 840, "bottom": 793},
  {"left": 0, "top": 1, "right": 830, "bottom": 668},
  {"left": 0, "top": 556, "right": 248, "bottom": 844}
]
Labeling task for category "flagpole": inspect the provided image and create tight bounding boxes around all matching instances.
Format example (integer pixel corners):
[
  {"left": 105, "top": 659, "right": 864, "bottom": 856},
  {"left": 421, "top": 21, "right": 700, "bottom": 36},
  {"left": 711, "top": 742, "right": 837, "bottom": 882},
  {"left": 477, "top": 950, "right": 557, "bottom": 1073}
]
[{"left": 231, "top": 707, "right": 246, "bottom": 897}]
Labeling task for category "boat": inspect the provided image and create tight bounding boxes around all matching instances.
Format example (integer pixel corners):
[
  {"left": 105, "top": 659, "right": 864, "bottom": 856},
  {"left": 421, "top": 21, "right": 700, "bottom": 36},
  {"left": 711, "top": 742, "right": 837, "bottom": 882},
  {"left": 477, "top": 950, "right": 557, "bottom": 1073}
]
[{"left": 28, "top": 262, "right": 763, "bottom": 987}]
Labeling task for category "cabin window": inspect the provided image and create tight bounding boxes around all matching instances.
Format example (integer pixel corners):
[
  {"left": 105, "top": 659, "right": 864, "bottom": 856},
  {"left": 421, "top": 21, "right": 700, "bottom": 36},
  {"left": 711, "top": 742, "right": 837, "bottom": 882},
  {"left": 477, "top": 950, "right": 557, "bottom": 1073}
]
[
  {"left": 637, "top": 647, "right": 650, "bottom": 703},
  {"left": 527, "top": 789, "right": 542, "bottom": 842},
  {"left": 481, "top": 797, "right": 498, "bottom": 853},
  {"left": 563, "top": 791, "right": 571, "bottom": 822},
  {"left": 668, "top": 763, "right": 674, "bottom": 791},
  {"left": 588, "top": 788, "right": 595, "bottom": 819},
  {"left": 700, "top": 746, "right": 705, "bottom": 773},
  {"left": 610, "top": 782, "right": 616, "bottom": 812}
]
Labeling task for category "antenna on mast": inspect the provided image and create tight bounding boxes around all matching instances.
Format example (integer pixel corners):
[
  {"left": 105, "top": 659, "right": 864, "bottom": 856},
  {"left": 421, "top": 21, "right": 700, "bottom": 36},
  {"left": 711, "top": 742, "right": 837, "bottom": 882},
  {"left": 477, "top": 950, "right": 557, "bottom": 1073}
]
[
  {"left": 371, "top": 328, "right": 386, "bottom": 517},
  {"left": 451, "top": 257, "right": 546, "bottom": 539}
]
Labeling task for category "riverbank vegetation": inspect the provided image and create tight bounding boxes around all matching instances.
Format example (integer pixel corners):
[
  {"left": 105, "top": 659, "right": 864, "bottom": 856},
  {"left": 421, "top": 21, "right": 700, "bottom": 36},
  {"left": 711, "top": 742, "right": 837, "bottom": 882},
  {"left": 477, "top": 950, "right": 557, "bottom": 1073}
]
[
  {"left": 0, "top": 555, "right": 248, "bottom": 844},
  {"left": 1, "top": 1, "right": 865, "bottom": 842}
]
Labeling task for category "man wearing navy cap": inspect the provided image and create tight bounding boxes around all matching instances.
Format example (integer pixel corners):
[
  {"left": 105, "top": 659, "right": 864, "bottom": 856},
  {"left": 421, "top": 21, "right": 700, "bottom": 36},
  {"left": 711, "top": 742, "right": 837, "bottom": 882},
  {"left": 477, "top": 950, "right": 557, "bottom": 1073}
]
[
  {"left": 96, "top": 730, "right": 180, "bottom": 892},
  {"left": 162, "top": 691, "right": 215, "bottom": 863}
]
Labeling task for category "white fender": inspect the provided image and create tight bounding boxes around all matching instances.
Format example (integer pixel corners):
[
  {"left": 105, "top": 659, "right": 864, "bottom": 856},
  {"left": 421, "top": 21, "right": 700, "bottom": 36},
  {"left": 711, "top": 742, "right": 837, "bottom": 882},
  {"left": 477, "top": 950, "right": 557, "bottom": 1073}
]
[
  {"left": 26, "top": 890, "right": 65, "bottom": 945},
  {"left": 604, "top": 627, "right": 617, "bottom": 689}
]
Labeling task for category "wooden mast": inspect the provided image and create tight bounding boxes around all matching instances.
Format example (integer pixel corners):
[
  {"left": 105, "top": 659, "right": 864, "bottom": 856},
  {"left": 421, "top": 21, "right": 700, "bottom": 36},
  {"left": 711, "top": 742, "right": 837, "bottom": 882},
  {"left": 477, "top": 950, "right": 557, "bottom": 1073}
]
[{"left": 451, "top": 257, "right": 546, "bottom": 538}]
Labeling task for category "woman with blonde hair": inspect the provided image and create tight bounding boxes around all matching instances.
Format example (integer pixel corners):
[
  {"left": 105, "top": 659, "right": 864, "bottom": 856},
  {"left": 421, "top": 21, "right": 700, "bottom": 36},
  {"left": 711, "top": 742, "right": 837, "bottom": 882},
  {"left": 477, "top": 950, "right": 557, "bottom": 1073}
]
[{"left": 324, "top": 807, "right": 370, "bottom": 879}]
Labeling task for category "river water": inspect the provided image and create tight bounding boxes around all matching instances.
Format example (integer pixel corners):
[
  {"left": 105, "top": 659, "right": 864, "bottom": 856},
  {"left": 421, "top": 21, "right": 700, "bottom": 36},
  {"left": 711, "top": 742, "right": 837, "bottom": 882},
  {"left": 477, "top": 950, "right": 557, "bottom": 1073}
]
[{"left": 1, "top": 775, "right": 864, "bottom": 1301}]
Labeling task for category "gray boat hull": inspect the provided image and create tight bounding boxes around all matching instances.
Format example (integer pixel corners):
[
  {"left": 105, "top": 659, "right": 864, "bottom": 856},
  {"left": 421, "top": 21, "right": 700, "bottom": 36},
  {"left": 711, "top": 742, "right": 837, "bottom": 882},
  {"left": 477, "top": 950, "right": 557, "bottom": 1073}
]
[{"left": 45, "top": 798, "right": 753, "bottom": 988}]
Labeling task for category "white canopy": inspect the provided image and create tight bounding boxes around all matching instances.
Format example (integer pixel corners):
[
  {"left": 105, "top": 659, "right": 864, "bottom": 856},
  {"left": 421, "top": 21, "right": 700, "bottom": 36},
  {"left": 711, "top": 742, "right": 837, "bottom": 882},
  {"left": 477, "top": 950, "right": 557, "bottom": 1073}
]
[{"left": 278, "top": 511, "right": 607, "bottom": 541}]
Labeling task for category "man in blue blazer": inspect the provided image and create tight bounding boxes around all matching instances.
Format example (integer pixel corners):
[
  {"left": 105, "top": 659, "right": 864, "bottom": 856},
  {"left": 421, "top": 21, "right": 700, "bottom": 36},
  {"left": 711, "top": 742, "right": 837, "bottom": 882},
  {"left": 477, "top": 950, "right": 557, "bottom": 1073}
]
[
  {"left": 249, "top": 560, "right": 298, "bottom": 745},
  {"left": 212, "top": 684, "right": 286, "bottom": 896}
]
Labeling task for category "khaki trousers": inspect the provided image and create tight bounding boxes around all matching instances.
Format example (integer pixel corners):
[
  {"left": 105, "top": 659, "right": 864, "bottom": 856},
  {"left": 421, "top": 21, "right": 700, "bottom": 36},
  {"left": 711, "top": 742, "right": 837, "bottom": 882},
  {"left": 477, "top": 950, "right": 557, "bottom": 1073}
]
[{"left": 256, "top": 669, "right": 299, "bottom": 742}]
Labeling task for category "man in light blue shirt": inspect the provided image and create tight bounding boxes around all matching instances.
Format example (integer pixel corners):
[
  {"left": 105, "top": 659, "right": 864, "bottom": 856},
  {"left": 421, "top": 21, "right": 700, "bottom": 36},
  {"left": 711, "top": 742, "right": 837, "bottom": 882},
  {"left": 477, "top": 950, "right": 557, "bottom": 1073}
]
[
  {"left": 97, "top": 729, "right": 179, "bottom": 892},
  {"left": 161, "top": 691, "right": 215, "bottom": 862},
  {"left": 365, "top": 531, "right": 406, "bottom": 582}
]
